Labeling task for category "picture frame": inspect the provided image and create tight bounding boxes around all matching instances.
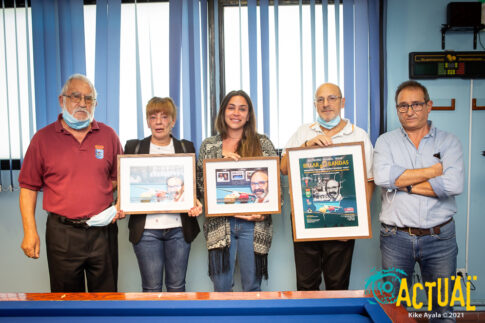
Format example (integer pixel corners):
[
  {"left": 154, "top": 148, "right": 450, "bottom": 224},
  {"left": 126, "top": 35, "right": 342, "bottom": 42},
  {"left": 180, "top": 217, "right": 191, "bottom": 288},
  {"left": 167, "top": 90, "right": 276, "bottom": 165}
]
[
  {"left": 203, "top": 157, "right": 281, "bottom": 216},
  {"left": 287, "top": 142, "right": 371, "bottom": 241},
  {"left": 118, "top": 153, "right": 196, "bottom": 214}
]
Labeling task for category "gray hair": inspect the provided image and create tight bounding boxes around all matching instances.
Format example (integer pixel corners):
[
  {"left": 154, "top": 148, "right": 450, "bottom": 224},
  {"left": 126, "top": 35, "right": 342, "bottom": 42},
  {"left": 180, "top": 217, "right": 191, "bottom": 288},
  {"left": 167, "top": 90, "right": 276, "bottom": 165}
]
[
  {"left": 60, "top": 74, "right": 97, "bottom": 99},
  {"left": 167, "top": 176, "right": 184, "bottom": 185}
]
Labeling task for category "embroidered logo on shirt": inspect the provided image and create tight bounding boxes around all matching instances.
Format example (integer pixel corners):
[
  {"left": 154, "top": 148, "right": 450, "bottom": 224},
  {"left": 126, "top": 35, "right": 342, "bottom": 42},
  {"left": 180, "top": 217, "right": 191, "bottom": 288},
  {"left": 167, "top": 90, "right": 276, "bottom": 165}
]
[{"left": 95, "top": 145, "right": 104, "bottom": 159}]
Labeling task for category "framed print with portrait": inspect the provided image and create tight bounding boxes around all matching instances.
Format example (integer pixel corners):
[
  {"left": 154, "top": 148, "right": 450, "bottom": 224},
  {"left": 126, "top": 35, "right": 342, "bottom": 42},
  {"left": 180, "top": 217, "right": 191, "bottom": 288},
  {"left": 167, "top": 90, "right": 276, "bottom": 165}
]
[
  {"left": 118, "top": 153, "right": 196, "bottom": 214},
  {"left": 287, "top": 142, "right": 371, "bottom": 241},
  {"left": 203, "top": 157, "right": 281, "bottom": 217}
]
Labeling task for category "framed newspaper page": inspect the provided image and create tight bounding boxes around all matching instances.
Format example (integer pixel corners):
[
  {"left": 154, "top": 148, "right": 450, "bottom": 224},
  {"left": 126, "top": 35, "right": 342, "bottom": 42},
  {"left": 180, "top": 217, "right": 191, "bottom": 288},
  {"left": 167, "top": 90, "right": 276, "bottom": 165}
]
[
  {"left": 118, "top": 153, "right": 196, "bottom": 214},
  {"left": 203, "top": 157, "right": 281, "bottom": 217},
  {"left": 287, "top": 142, "right": 371, "bottom": 241}
]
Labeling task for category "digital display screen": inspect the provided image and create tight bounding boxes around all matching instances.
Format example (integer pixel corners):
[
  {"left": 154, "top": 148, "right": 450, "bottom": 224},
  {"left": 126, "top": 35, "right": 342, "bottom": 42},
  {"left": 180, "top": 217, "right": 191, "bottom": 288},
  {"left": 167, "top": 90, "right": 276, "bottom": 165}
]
[{"left": 409, "top": 52, "right": 485, "bottom": 79}]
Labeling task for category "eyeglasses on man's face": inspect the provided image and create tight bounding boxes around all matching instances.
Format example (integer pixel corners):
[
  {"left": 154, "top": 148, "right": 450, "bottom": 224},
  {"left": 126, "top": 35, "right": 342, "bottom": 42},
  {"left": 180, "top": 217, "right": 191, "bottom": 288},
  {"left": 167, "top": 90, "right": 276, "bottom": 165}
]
[
  {"left": 314, "top": 95, "right": 341, "bottom": 106},
  {"left": 63, "top": 92, "right": 96, "bottom": 106},
  {"left": 396, "top": 101, "right": 427, "bottom": 113},
  {"left": 251, "top": 180, "right": 268, "bottom": 187},
  {"left": 168, "top": 184, "right": 182, "bottom": 190}
]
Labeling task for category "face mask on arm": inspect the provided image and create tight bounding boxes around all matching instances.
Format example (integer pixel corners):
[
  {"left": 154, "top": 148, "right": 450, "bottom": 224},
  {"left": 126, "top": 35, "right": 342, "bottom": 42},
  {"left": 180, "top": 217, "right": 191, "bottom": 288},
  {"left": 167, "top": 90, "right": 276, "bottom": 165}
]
[{"left": 86, "top": 205, "right": 117, "bottom": 227}]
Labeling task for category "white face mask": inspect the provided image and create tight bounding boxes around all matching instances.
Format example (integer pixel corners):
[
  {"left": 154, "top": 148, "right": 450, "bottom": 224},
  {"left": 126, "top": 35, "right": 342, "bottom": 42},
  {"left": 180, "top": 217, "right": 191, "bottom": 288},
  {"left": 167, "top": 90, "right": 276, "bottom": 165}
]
[
  {"left": 62, "top": 103, "right": 95, "bottom": 130},
  {"left": 317, "top": 115, "right": 341, "bottom": 129},
  {"left": 86, "top": 205, "right": 117, "bottom": 227}
]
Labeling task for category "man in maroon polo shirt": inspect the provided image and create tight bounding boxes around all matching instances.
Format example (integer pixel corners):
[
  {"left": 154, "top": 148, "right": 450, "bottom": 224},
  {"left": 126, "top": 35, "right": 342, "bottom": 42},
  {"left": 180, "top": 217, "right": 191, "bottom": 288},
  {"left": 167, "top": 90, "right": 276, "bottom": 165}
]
[{"left": 18, "top": 74, "right": 123, "bottom": 292}]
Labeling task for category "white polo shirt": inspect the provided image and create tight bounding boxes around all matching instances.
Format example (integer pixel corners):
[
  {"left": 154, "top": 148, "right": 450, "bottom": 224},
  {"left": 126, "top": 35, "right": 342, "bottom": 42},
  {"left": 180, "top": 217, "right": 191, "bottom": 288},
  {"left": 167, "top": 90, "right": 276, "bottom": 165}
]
[{"left": 283, "top": 119, "right": 374, "bottom": 181}]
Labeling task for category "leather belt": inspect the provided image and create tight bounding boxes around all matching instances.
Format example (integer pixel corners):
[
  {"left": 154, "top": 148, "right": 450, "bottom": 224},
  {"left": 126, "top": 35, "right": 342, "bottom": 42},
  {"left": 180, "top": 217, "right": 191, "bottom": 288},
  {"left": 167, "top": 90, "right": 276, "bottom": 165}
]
[
  {"left": 49, "top": 213, "right": 90, "bottom": 229},
  {"left": 395, "top": 218, "right": 453, "bottom": 236}
]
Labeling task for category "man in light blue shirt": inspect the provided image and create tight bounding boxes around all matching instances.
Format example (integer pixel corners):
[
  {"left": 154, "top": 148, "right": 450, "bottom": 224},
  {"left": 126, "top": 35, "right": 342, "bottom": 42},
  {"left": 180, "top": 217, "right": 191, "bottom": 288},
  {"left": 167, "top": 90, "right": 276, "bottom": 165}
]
[{"left": 374, "top": 80, "right": 464, "bottom": 322}]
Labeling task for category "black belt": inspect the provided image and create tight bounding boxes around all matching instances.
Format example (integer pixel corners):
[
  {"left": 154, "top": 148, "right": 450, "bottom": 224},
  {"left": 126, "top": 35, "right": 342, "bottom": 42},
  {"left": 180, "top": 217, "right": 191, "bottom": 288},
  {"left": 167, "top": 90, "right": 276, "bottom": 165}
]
[
  {"left": 395, "top": 218, "right": 453, "bottom": 236},
  {"left": 49, "top": 213, "right": 90, "bottom": 229}
]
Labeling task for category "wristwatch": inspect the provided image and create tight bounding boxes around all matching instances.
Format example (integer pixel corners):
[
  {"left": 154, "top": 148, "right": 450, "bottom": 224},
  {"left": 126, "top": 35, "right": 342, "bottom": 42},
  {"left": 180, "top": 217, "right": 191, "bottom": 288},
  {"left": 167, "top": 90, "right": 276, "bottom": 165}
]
[{"left": 406, "top": 185, "right": 413, "bottom": 193}]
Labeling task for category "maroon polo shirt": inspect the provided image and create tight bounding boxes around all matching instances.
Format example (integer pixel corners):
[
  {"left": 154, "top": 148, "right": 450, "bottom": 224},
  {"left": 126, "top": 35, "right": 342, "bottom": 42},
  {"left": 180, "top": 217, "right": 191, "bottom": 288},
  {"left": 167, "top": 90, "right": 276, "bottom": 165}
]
[{"left": 19, "top": 115, "right": 123, "bottom": 219}]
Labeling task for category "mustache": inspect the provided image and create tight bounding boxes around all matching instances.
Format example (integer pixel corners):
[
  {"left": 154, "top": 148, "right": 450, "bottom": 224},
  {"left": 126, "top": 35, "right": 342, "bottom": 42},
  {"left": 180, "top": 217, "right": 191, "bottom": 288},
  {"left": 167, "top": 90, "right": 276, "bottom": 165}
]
[
  {"left": 74, "top": 107, "right": 90, "bottom": 114},
  {"left": 72, "top": 106, "right": 95, "bottom": 122},
  {"left": 253, "top": 188, "right": 265, "bottom": 194}
]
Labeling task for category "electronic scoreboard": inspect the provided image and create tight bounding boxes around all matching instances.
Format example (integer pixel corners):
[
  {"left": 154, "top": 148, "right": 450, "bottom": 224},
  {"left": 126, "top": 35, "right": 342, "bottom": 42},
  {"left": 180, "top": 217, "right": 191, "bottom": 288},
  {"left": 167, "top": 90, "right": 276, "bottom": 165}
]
[{"left": 409, "top": 51, "right": 485, "bottom": 79}]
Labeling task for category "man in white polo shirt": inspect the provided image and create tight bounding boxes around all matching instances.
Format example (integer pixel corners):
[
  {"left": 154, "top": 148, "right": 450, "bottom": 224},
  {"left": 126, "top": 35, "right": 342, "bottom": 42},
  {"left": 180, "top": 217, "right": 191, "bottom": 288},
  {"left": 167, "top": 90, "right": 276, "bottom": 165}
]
[{"left": 281, "top": 82, "right": 374, "bottom": 291}]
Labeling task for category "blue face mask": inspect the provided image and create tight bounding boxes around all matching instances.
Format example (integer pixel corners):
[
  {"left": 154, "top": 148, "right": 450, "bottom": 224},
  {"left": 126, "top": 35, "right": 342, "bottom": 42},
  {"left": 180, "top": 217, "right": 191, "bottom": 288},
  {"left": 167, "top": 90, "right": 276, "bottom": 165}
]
[
  {"left": 62, "top": 108, "right": 91, "bottom": 130},
  {"left": 86, "top": 206, "right": 117, "bottom": 227},
  {"left": 317, "top": 115, "right": 341, "bottom": 129}
]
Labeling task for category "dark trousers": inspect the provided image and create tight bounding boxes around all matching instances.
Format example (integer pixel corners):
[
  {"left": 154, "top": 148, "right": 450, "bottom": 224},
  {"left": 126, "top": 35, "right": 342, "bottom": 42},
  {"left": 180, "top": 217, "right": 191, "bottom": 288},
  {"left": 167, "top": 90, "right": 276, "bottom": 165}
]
[
  {"left": 46, "top": 213, "right": 118, "bottom": 292},
  {"left": 293, "top": 239, "right": 355, "bottom": 291}
]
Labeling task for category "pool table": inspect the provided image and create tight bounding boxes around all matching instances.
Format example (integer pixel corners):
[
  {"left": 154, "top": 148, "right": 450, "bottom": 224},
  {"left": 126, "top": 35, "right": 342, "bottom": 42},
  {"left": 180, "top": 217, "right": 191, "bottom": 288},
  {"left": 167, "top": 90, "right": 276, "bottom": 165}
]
[{"left": 0, "top": 290, "right": 411, "bottom": 322}]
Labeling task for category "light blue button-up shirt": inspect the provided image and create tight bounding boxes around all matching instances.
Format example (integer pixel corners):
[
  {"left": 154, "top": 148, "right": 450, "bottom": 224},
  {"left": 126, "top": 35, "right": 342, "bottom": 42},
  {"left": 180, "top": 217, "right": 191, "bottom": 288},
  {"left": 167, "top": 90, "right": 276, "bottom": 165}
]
[{"left": 373, "top": 122, "right": 464, "bottom": 228}]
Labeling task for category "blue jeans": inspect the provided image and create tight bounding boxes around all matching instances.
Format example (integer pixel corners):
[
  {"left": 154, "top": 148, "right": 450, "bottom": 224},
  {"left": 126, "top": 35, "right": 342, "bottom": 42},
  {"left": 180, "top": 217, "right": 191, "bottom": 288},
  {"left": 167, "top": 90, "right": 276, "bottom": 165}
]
[
  {"left": 380, "top": 219, "right": 458, "bottom": 323},
  {"left": 133, "top": 227, "right": 191, "bottom": 292},
  {"left": 211, "top": 217, "right": 261, "bottom": 292}
]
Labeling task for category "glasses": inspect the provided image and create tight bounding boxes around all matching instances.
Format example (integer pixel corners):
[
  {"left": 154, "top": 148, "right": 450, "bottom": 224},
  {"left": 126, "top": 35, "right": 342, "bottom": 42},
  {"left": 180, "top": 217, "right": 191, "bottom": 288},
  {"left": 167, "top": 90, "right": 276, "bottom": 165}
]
[
  {"left": 314, "top": 95, "right": 341, "bottom": 106},
  {"left": 63, "top": 92, "right": 96, "bottom": 105},
  {"left": 168, "top": 185, "right": 182, "bottom": 190},
  {"left": 251, "top": 181, "right": 268, "bottom": 187},
  {"left": 396, "top": 101, "right": 427, "bottom": 113}
]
